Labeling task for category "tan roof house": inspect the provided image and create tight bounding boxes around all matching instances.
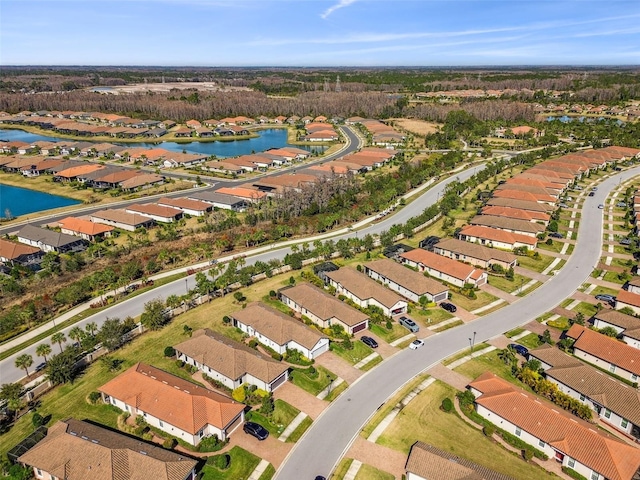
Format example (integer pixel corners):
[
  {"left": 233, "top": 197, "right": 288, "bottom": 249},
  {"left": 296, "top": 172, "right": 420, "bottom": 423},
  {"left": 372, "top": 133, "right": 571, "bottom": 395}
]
[
  {"left": 593, "top": 309, "right": 640, "bottom": 349},
  {"left": 90, "top": 208, "right": 155, "bottom": 232},
  {"left": 174, "top": 329, "right": 289, "bottom": 392},
  {"left": 400, "top": 248, "right": 487, "bottom": 288},
  {"left": 99, "top": 363, "right": 245, "bottom": 445},
  {"left": 433, "top": 237, "right": 517, "bottom": 270},
  {"left": 231, "top": 302, "right": 330, "bottom": 359},
  {"left": 458, "top": 225, "right": 537, "bottom": 251},
  {"left": 18, "top": 418, "right": 197, "bottom": 480}
]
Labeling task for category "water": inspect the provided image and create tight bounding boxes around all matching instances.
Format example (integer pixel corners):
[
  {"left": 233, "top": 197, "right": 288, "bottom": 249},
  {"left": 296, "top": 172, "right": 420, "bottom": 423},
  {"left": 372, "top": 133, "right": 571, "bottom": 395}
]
[
  {"left": 0, "top": 128, "right": 325, "bottom": 158},
  {"left": 545, "top": 115, "right": 624, "bottom": 125},
  {"left": 0, "top": 183, "right": 80, "bottom": 218}
]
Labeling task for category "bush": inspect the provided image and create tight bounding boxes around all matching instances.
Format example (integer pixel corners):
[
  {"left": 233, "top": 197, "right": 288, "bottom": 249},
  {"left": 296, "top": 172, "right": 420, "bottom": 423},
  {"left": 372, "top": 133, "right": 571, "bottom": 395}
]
[
  {"left": 269, "top": 290, "right": 276, "bottom": 298},
  {"left": 232, "top": 386, "right": 246, "bottom": 403},
  {"left": 562, "top": 467, "right": 589, "bottom": 480},
  {"left": 546, "top": 238, "right": 553, "bottom": 245},
  {"left": 441, "top": 398, "right": 453, "bottom": 412},
  {"left": 213, "top": 453, "right": 231, "bottom": 470},
  {"left": 163, "top": 438, "right": 177, "bottom": 449},
  {"left": 199, "top": 434, "right": 226, "bottom": 452},
  {"left": 32, "top": 412, "right": 45, "bottom": 428},
  {"left": 271, "top": 352, "right": 283, "bottom": 361},
  {"left": 483, "top": 424, "right": 495, "bottom": 437},
  {"left": 88, "top": 391, "right": 102, "bottom": 404},
  {"left": 248, "top": 339, "right": 258, "bottom": 349},
  {"left": 386, "top": 320, "right": 393, "bottom": 330},
  {"left": 222, "top": 315, "right": 231, "bottom": 325},
  {"left": 175, "top": 360, "right": 185, "bottom": 369},
  {"left": 523, "top": 449, "right": 534, "bottom": 461},
  {"left": 164, "top": 346, "right": 176, "bottom": 358}
]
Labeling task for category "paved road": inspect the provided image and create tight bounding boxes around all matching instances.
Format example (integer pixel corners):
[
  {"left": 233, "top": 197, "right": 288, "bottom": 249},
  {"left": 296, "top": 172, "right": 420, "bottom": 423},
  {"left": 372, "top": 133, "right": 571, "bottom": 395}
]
[
  {"left": 0, "top": 160, "right": 482, "bottom": 383},
  {"left": 273, "top": 167, "right": 640, "bottom": 480},
  {"left": 0, "top": 126, "right": 361, "bottom": 235}
]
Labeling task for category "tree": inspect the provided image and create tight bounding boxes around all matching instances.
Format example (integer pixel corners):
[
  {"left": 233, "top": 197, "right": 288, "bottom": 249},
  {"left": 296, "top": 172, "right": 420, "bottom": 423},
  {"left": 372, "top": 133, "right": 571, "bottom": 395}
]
[
  {"left": 51, "top": 332, "right": 67, "bottom": 353},
  {"left": 35, "top": 343, "right": 52, "bottom": 363},
  {"left": 141, "top": 298, "right": 168, "bottom": 331},
  {"left": 497, "top": 347, "right": 516, "bottom": 366},
  {"left": 599, "top": 326, "right": 619, "bottom": 337},
  {"left": 85, "top": 321, "right": 98, "bottom": 337},
  {"left": 0, "top": 383, "right": 24, "bottom": 420},
  {"left": 541, "top": 329, "right": 553, "bottom": 345},
  {"left": 46, "top": 350, "right": 76, "bottom": 385},
  {"left": 572, "top": 312, "right": 585, "bottom": 326},
  {"left": 15, "top": 354, "right": 33, "bottom": 377},
  {"left": 69, "top": 326, "right": 85, "bottom": 345},
  {"left": 259, "top": 394, "right": 275, "bottom": 416},
  {"left": 97, "top": 317, "right": 126, "bottom": 351}
]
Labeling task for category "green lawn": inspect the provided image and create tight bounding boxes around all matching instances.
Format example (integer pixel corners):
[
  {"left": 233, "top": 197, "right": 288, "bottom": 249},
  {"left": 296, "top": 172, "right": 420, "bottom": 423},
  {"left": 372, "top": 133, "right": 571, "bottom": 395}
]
[
  {"left": 285, "top": 416, "right": 313, "bottom": 443},
  {"left": 412, "top": 307, "right": 454, "bottom": 325},
  {"left": 289, "top": 365, "right": 336, "bottom": 396},
  {"left": 516, "top": 253, "right": 556, "bottom": 274},
  {"left": 360, "top": 354, "right": 383, "bottom": 371},
  {"left": 448, "top": 290, "right": 499, "bottom": 312},
  {"left": 516, "top": 332, "right": 543, "bottom": 350},
  {"left": 443, "top": 343, "right": 490, "bottom": 366},
  {"left": 536, "top": 240, "right": 567, "bottom": 254},
  {"left": 354, "top": 464, "right": 395, "bottom": 480},
  {"left": 566, "top": 301, "right": 598, "bottom": 318},
  {"left": 369, "top": 323, "right": 409, "bottom": 343},
  {"left": 546, "top": 317, "right": 570, "bottom": 330},
  {"left": 433, "top": 320, "right": 464, "bottom": 332},
  {"left": 603, "top": 270, "right": 628, "bottom": 284},
  {"left": 200, "top": 446, "right": 261, "bottom": 480},
  {"left": 487, "top": 273, "right": 531, "bottom": 294},
  {"left": 333, "top": 459, "right": 354, "bottom": 480},
  {"left": 505, "top": 327, "right": 525, "bottom": 338},
  {"left": 247, "top": 399, "right": 300, "bottom": 437},
  {"left": 324, "top": 380, "right": 348, "bottom": 402},
  {"left": 589, "top": 285, "right": 619, "bottom": 297},
  {"left": 376, "top": 381, "right": 557, "bottom": 480},
  {"left": 257, "top": 464, "right": 275, "bottom": 480},
  {"left": 331, "top": 339, "right": 374, "bottom": 365}
]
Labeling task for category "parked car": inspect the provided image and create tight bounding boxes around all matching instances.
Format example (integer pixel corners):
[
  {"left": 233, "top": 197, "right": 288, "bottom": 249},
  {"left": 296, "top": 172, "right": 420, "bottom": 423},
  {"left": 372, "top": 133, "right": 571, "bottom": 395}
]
[
  {"left": 559, "top": 203, "right": 568, "bottom": 208},
  {"left": 440, "top": 302, "right": 457, "bottom": 313},
  {"left": 243, "top": 421, "right": 269, "bottom": 441},
  {"left": 616, "top": 202, "right": 627, "bottom": 207},
  {"left": 314, "top": 477, "right": 327, "bottom": 480},
  {"left": 595, "top": 293, "right": 615, "bottom": 302},
  {"left": 591, "top": 187, "right": 598, "bottom": 191},
  {"left": 620, "top": 238, "right": 632, "bottom": 245},
  {"left": 409, "top": 339, "right": 425, "bottom": 350},
  {"left": 35, "top": 362, "right": 47, "bottom": 372},
  {"left": 598, "top": 204, "right": 604, "bottom": 209},
  {"left": 588, "top": 191, "right": 595, "bottom": 197},
  {"left": 399, "top": 316, "right": 419, "bottom": 333},
  {"left": 508, "top": 344, "right": 528, "bottom": 356},
  {"left": 549, "top": 232, "right": 563, "bottom": 239},
  {"left": 361, "top": 336, "right": 378, "bottom": 348}
]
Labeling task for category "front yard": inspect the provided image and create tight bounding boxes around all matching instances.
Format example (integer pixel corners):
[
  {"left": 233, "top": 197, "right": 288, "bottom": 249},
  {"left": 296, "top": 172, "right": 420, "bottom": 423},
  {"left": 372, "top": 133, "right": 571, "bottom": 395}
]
[
  {"left": 200, "top": 446, "right": 261, "bottom": 480},
  {"left": 288, "top": 365, "right": 337, "bottom": 396},
  {"left": 448, "top": 289, "right": 499, "bottom": 312},
  {"left": 516, "top": 253, "right": 556, "bottom": 273},
  {"left": 331, "top": 339, "right": 375, "bottom": 365},
  {"left": 246, "top": 399, "right": 300, "bottom": 437},
  {"left": 487, "top": 273, "right": 532, "bottom": 294}
]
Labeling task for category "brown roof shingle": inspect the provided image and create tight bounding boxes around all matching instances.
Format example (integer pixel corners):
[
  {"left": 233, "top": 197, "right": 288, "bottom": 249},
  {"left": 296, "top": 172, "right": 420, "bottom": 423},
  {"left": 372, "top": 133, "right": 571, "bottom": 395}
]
[
  {"left": 364, "top": 258, "right": 449, "bottom": 297},
  {"left": 325, "top": 267, "right": 405, "bottom": 309},
  {"left": 434, "top": 238, "right": 517, "bottom": 265},
  {"left": 400, "top": 248, "right": 478, "bottom": 282}
]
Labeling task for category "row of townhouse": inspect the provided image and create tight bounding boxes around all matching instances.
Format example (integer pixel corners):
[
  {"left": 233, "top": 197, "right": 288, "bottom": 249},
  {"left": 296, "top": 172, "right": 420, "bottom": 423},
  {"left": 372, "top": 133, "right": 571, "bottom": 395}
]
[
  {"left": 468, "top": 372, "right": 640, "bottom": 480},
  {"left": 346, "top": 117, "right": 405, "bottom": 146},
  {"left": 592, "top": 308, "right": 640, "bottom": 350},
  {"left": 202, "top": 146, "right": 311, "bottom": 175},
  {"left": 529, "top": 343, "right": 640, "bottom": 441},
  {"left": 301, "top": 121, "right": 340, "bottom": 142}
]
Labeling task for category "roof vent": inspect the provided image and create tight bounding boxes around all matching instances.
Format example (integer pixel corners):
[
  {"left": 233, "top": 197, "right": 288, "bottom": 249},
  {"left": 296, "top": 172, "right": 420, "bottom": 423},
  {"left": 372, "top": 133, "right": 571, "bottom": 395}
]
[
  {"left": 140, "top": 451, "right": 147, "bottom": 455},
  {"left": 91, "top": 439, "right": 99, "bottom": 444},
  {"left": 70, "top": 431, "right": 78, "bottom": 436},
  {"left": 81, "top": 436, "right": 88, "bottom": 440}
]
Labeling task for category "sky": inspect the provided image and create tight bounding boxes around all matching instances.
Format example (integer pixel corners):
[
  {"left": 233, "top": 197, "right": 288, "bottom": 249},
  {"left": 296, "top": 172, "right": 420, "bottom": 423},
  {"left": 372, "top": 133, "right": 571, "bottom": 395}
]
[{"left": 1, "top": 0, "right": 640, "bottom": 66}]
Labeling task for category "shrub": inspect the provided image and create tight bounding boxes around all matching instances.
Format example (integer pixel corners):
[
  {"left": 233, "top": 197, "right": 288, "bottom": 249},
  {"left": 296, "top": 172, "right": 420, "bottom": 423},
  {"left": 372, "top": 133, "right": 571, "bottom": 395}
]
[
  {"left": 163, "top": 438, "right": 177, "bottom": 449},
  {"left": 440, "top": 398, "right": 453, "bottom": 412},
  {"left": 232, "top": 386, "right": 246, "bottom": 403},
  {"left": 386, "top": 320, "right": 393, "bottom": 330},
  {"left": 269, "top": 290, "right": 276, "bottom": 298},
  {"left": 483, "top": 424, "right": 495, "bottom": 437},
  {"left": 175, "top": 360, "right": 185, "bottom": 369},
  {"left": 88, "top": 391, "right": 102, "bottom": 404},
  {"left": 248, "top": 339, "right": 258, "bottom": 349},
  {"left": 164, "top": 346, "right": 176, "bottom": 358},
  {"left": 199, "top": 434, "right": 226, "bottom": 452},
  {"left": 222, "top": 315, "right": 232, "bottom": 325},
  {"left": 546, "top": 238, "right": 553, "bottom": 245},
  {"left": 271, "top": 352, "right": 283, "bottom": 361},
  {"left": 523, "top": 449, "right": 534, "bottom": 461},
  {"left": 215, "top": 453, "right": 231, "bottom": 470},
  {"left": 32, "top": 412, "right": 45, "bottom": 428},
  {"left": 562, "top": 467, "right": 589, "bottom": 480}
]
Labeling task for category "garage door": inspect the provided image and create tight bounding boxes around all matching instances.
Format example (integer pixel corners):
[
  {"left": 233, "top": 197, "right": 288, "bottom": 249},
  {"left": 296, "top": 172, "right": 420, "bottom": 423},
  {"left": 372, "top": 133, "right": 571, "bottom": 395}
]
[
  {"left": 311, "top": 343, "right": 329, "bottom": 359},
  {"left": 351, "top": 322, "right": 368, "bottom": 334},
  {"left": 270, "top": 372, "right": 288, "bottom": 391}
]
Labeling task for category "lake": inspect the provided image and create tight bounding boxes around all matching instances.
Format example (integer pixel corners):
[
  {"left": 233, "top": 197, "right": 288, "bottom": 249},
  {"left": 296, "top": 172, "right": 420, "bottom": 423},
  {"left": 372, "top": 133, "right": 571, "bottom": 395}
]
[
  {"left": 0, "top": 128, "right": 325, "bottom": 158},
  {"left": 0, "top": 183, "right": 81, "bottom": 219}
]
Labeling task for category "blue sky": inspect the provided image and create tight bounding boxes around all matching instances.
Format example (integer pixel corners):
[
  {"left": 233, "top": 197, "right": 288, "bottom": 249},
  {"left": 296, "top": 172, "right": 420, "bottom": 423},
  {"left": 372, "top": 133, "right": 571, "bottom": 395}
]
[{"left": 2, "top": 0, "right": 640, "bottom": 66}]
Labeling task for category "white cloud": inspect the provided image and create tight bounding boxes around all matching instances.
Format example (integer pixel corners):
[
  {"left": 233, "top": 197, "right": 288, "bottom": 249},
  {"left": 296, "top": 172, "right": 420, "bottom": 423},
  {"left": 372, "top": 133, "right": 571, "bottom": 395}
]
[{"left": 320, "top": 0, "right": 357, "bottom": 19}]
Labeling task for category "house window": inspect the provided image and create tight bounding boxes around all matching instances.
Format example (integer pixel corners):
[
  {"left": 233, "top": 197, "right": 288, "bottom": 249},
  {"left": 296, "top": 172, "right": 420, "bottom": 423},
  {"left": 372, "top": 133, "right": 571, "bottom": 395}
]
[
  {"left": 515, "top": 427, "right": 522, "bottom": 437},
  {"left": 538, "top": 439, "right": 545, "bottom": 448},
  {"left": 608, "top": 364, "right": 616, "bottom": 373},
  {"left": 632, "top": 374, "right": 638, "bottom": 382},
  {"left": 621, "top": 418, "right": 629, "bottom": 428},
  {"left": 579, "top": 394, "right": 585, "bottom": 401},
  {"left": 604, "top": 409, "right": 611, "bottom": 419},
  {"left": 567, "top": 458, "right": 575, "bottom": 468},
  {"left": 125, "top": 405, "right": 130, "bottom": 412},
  {"left": 591, "top": 471, "right": 600, "bottom": 480},
  {"left": 159, "top": 420, "right": 164, "bottom": 427},
  {"left": 36, "top": 469, "right": 42, "bottom": 477}
]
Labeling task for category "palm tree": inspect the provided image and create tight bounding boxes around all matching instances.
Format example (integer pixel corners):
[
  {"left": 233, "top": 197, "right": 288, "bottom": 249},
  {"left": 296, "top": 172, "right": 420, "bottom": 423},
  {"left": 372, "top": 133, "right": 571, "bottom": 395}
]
[
  {"left": 15, "top": 354, "right": 33, "bottom": 377},
  {"left": 85, "top": 322, "right": 98, "bottom": 338},
  {"left": 497, "top": 347, "right": 516, "bottom": 366},
  {"left": 69, "top": 326, "right": 85, "bottom": 345},
  {"left": 51, "top": 332, "right": 67, "bottom": 353},
  {"left": 35, "top": 343, "right": 52, "bottom": 363}
]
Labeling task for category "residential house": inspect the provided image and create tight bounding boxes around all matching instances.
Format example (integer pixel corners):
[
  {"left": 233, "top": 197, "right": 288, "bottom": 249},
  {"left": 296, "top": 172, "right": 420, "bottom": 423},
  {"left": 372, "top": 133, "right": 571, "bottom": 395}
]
[
  {"left": 492, "top": 189, "right": 556, "bottom": 206},
  {"left": 363, "top": 258, "right": 449, "bottom": 304},
  {"left": 215, "top": 187, "right": 266, "bottom": 203},
  {"left": 58, "top": 216, "right": 114, "bottom": 241},
  {"left": 99, "top": 363, "right": 245, "bottom": 445},
  {"left": 54, "top": 164, "right": 106, "bottom": 182},
  {"left": 405, "top": 441, "right": 513, "bottom": 480},
  {"left": 187, "top": 191, "right": 250, "bottom": 212},
  {"left": 469, "top": 215, "right": 546, "bottom": 238},
  {"left": 458, "top": 225, "right": 538, "bottom": 251},
  {"left": 616, "top": 289, "right": 640, "bottom": 315},
  {"left": 324, "top": 267, "right": 408, "bottom": 316},
  {"left": 90, "top": 169, "right": 141, "bottom": 189},
  {"left": 126, "top": 204, "right": 183, "bottom": 223},
  {"left": 90, "top": 209, "right": 155, "bottom": 232},
  {"left": 432, "top": 237, "right": 517, "bottom": 270},
  {"left": 120, "top": 173, "right": 165, "bottom": 191},
  {"left": 400, "top": 248, "right": 487, "bottom": 287},
  {"left": 565, "top": 324, "right": 640, "bottom": 383},
  {"left": 251, "top": 173, "right": 317, "bottom": 195},
  {"left": 0, "top": 238, "right": 42, "bottom": 268},
  {"left": 231, "top": 302, "right": 330, "bottom": 359},
  {"left": 157, "top": 197, "right": 212, "bottom": 217},
  {"left": 592, "top": 309, "right": 640, "bottom": 349},
  {"left": 626, "top": 277, "right": 640, "bottom": 295},
  {"left": 484, "top": 197, "right": 556, "bottom": 214},
  {"left": 530, "top": 344, "right": 640, "bottom": 440},
  {"left": 174, "top": 329, "right": 289, "bottom": 392},
  {"left": 468, "top": 372, "right": 640, "bottom": 480},
  {"left": 279, "top": 283, "right": 370, "bottom": 334},
  {"left": 17, "top": 224, "right": 86, "bottom": 253},
  {"left": 481, "top": 205, "right": 550, "bottom": 225},
  {"left": 18, "top": 418, "right": 197, "bottom": 480}
]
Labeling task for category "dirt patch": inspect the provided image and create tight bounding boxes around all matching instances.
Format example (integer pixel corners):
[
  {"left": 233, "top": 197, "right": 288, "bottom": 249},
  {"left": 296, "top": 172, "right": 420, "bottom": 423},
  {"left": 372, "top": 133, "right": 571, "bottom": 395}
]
[{"left": 395, "top": 119, "right": 441, "bottom": 136}]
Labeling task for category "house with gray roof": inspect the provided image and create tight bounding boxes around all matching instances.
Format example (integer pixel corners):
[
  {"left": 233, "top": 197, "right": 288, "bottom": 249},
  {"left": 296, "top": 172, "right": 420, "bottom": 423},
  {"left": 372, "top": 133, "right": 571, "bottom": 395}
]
[
  {"left": 231, "top": 302, "right": 329, "bottom": 359},
  {"left": 16, "top": 224, "right": 86, "bottom": 253}
]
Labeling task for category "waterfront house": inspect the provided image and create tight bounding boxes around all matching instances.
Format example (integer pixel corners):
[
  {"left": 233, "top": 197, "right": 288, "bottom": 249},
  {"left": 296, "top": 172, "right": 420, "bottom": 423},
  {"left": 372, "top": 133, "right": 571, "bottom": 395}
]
[
  {"left": 16, "top": 224, "right": 86, "bottom": 254},
  {"left": 58, "top": 216, "right": 114, "bottom": 241},
  {"left": 90, "top": 208, "right": 155, "bottom": 232}
]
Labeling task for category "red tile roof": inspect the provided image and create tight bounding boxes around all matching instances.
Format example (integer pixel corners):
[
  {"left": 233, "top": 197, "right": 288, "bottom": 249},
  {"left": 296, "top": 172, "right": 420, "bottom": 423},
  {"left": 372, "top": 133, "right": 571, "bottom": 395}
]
[
  {"left": 459, "top": 225, "right": 537, "bottom": 246},
  {"left": 400, "top": 248, "right": 477, "bottom": 282},
  {"left": 616, "top": 289, "right": 640, "bottom": 308},
  {"left": 58, "top": 217, "right": 114, "bottom": 236}
]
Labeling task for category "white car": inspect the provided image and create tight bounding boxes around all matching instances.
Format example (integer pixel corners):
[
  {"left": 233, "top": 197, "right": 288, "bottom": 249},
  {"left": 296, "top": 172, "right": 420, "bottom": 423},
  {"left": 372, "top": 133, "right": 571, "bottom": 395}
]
[{"left": 409, "top": 339, "right": 424, "bottom": 350}]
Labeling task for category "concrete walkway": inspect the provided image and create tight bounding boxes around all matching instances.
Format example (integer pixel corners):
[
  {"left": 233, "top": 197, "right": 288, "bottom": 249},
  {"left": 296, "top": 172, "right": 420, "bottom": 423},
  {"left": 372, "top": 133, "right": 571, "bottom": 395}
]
[
  {"left": 354, "top": 353, "right": 380, "bottom": 370},
  {"left": 471, "top": 299, "right": 505, "bottom": 315},
  {"left": 389, "top": 333, "right": 414, "bottom": 347},
  {"left": 343, "top": 459, "right": 362, "bottom": 480},
  {"left": 446, "top": 345, "right": 496, "bottom": 369},
  {"left": 279, "top": 412, "right": 309, "bottom": 442},
  {"left": 316, "top": 377, "right": 344, "bottom": 400},
  {"left": 247, "top": 459, "right": 271, "bottom": 480}
]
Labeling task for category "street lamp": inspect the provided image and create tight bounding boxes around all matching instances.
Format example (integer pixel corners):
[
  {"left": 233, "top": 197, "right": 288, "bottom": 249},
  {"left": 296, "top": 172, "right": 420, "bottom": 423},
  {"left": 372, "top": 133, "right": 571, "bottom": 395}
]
[
  {"left": 185, "top": 278, "right": 189, "bottom": 295},
  {"left": 469, "top": 331, "right": 477, "bottom": 354},
  {"left": 328, "top": 376, "right": 334, "bottom": 395}
]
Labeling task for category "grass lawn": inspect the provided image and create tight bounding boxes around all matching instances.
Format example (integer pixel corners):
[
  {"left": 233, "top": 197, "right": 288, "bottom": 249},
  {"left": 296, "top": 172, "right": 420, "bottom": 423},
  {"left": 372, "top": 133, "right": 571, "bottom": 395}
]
[
  {"left": 569, "top": 301, "right": 598, "bottom": 318},
  {"left": 285, "top": 416, "right": 313, "bottom": 443},
  {"left": 454, "top": 351, "right": 530, "bottom": 391},
  {"left": 505, "top": 327, "right": 525, "bottom": 338},
  {"left": 331, "top": 340, "right": 374, "bottom": 365},
  {"left": 412, "top": 307, "right": 454, "bottom": 325},
  {"left": 200, "top": 446, "right": 261, "bottom": 480},
  {"left": 377, "top": 381, "right": 556, "bottom": 480},
  {"left": 516, "top": 253, "right": 555, "bottom": 274},
  {"left": 536, "top": 312, "right": 554, "bottom": 323},
  {"left": 433, "top": 320, "right": 464, "bottom": 332},
  {"left": 324, "top": 380, "right": 348, "bottom": 402},
  {"left": 369, "top": 323, "right": 408, "bottom": 343},
  {"left": 443, "top": 343, "right": 490, "bottom": 366},
  {"left": 289, "top": 365, "right": 335, "bottom": 396},
  {"left": 258, "top": 464, "right": 275, "bottom": 480},
  {"left": 247, "top": 399, "right": 300, "bottom": 437},
  {"left": 448, "top": 290, "right": 498, "bottom": 312},
  {"left": 536, "top": 240, "right": 566, "bottom": 255},
  {"left": 613, "top": 245, "right": 632, "bottom": 255},
  {"left": 360, "top": 354, "right": 383, "bottom": 371},
  {"left": 589, "top": 285, "right": 619, "bottom": 297},
  {"left": 354, "top": 464, "right": 395, "bottom": 480},
  {"left": 516, "top": 333, "right": 543, "bottom": 350},
  {"left": 487, "top": 273, "right": 530, "bottom": 294},
  {"left": 333, "top": 459, "right": 354, "bottom": 480},
  {"left": 546, "top": 317, "right": 570, "bottom": 330},
  {"left": 603, "top": 271, "right": 628, "bottom": 284},
  {"left": 610, "top": 257, "right": 636, "bottom": 269}
]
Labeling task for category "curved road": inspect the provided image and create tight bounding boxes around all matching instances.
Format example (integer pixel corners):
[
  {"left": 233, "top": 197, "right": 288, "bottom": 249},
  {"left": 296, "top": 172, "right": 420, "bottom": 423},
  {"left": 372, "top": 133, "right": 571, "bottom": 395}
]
[
  {"left": 274, "top": 166, "right": 640, "bottom": 480},
  {"left": 0, "top": 160, "right": 483, "bottom": 383}
]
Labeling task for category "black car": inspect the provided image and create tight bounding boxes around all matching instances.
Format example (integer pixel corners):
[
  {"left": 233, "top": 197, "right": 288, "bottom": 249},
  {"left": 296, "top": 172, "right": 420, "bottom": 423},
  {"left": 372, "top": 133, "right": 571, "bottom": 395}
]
[
  {"left": 243, "top": 421, "right": 269, "bottom": 441},
  {"left": 361, "top": 336, "right": 378, "bottom": 348},
  {"left": 508, "top": 343, "right": 528, "bottom": 356},
  {"left": 549, "top": 232, "right": 563, "bottom": 239},
  {"left": 588, "top": 191, "right": 595, "bottom": 197},
  {"left": 441, "top": 302, "right": 457, "bottom": 313}
]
